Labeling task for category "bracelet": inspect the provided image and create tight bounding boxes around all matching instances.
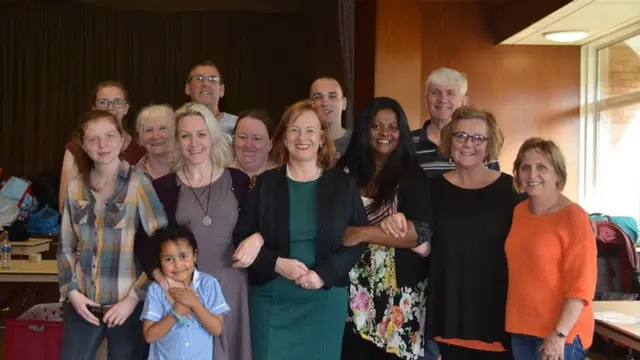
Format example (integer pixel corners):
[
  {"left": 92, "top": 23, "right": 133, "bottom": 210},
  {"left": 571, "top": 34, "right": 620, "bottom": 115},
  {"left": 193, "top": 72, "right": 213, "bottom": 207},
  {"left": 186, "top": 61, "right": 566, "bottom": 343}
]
[{"left": 171, "top": 309, "right": 188, "bottom": 327}]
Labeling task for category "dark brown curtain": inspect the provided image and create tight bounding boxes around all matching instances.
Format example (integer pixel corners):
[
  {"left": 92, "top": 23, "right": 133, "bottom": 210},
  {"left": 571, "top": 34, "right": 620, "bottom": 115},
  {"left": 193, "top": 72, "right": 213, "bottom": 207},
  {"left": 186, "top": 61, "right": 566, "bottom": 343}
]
[
  {"left": 307, "top": 1, "right": 351, "bottom": 129},
  {"left": 338, "top": 0, "right": 355, "bottom": 130},
  {"left": 0, "top": 0, "right": 347, "bottom": 179}
]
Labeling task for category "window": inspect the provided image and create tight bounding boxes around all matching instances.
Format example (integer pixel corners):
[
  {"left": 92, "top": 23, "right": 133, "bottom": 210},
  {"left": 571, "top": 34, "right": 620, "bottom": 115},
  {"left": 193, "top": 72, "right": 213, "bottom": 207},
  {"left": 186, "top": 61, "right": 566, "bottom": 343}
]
[{"left": 581, "top": 23, "right": 640, "bottom": 221}]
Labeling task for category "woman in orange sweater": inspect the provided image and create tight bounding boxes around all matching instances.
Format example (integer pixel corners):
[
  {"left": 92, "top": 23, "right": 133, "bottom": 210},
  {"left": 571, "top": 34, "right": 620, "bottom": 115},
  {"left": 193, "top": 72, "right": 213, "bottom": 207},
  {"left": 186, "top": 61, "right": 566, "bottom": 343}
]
[{"left": 505, "top": 137, "right": 597, "bottom": 360}]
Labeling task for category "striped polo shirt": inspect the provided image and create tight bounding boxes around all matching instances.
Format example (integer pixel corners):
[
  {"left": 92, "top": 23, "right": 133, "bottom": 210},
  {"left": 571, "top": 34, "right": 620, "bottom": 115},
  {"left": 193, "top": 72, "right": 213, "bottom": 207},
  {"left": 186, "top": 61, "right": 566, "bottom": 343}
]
[{"left": 411, "top": 120, "right": 500, "bottom": 178}]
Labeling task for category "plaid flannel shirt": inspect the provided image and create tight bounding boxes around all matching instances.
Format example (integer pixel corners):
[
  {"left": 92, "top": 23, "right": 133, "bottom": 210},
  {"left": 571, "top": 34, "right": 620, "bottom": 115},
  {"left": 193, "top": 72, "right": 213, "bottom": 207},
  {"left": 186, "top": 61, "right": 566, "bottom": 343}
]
[{"left": 57, "top": 161, "right": 167, "bottom": 304}]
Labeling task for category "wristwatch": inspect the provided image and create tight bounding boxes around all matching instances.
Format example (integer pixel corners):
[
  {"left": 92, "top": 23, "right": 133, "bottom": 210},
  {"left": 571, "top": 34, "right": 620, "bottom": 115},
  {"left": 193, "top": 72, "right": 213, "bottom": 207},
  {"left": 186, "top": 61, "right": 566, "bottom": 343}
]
[{"left": 553, "top": 328, "right": 567, "bottom": 338}]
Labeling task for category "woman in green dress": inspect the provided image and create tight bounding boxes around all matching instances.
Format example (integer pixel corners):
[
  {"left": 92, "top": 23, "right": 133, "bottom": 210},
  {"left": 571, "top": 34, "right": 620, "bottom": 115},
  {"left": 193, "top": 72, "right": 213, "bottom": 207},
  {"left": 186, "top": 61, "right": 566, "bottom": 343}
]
[{"left": 232, "top": 99, "right": 368, "bottom": 360}]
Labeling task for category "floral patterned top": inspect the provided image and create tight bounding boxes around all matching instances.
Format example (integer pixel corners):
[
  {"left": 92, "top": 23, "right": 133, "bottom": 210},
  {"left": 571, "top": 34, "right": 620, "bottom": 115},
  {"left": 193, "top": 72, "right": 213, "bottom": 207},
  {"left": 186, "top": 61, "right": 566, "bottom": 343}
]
[{"left": 347, "top": 196, "right": 428, "bottom": 360}]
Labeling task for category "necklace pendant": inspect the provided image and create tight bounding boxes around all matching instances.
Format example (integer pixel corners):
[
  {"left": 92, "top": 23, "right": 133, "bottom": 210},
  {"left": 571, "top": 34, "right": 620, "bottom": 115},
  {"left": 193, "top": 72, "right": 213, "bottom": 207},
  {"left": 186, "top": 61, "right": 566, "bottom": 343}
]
[{"left": 202, "top": 215, "right": 212, "bottom": 226}]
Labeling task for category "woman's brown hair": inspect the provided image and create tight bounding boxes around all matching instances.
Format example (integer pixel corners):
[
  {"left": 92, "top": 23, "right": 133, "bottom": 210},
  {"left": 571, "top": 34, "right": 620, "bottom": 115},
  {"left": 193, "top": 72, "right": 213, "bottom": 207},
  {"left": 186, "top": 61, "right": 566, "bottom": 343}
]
[
  {"left": 90, "top": 80, "right": 129, "bottom": 107},
  {"left": 270, "top": 99, "right": 336, "bottom": 169},
  {"left": 439, "top": 106, "right": 504, "bottom": 163},
  {"left": 513, "top": 137, "right": 567, "bottom": 192},
  {"left": 73, "top": 110, "right": 124, "bottom": 182},
  {"left": 233, "top": 109, "right": 275, "bottom": 139}
]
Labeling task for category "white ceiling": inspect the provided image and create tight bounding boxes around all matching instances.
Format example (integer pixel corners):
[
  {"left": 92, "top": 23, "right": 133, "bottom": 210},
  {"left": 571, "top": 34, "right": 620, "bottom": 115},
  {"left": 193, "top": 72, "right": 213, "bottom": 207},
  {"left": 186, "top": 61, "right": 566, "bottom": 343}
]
[{"left": 501, "top": 0, "right": 640, "bottom": 45}]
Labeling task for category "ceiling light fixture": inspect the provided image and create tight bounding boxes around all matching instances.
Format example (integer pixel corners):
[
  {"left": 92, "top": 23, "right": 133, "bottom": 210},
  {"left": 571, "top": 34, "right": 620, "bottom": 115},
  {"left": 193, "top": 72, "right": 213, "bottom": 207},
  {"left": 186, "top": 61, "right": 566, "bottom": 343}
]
[{"left": 543, "top": 31, "right": 589, "bottom": 43}]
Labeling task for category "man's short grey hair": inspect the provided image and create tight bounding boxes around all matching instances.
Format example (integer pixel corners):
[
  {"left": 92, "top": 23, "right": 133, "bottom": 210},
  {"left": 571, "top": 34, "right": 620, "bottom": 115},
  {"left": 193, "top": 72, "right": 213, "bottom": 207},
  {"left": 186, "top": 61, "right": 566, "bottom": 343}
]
[{"left": 425, "top": 67, "right": 468, "bottom": 96}]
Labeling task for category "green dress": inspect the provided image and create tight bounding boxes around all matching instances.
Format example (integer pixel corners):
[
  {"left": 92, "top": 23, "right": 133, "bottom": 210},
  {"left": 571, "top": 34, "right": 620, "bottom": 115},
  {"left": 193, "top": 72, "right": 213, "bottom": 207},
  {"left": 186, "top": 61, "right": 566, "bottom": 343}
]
[{"left": 249, "top": 177, "right": 349, "bottom": 360}]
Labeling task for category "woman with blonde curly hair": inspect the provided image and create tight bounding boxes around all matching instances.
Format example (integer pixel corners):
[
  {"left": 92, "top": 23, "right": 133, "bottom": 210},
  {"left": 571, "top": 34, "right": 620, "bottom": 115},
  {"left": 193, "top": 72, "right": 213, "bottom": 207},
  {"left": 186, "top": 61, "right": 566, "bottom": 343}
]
[{"left": 135, "top": 102, "right": 252, "bottom": 360}]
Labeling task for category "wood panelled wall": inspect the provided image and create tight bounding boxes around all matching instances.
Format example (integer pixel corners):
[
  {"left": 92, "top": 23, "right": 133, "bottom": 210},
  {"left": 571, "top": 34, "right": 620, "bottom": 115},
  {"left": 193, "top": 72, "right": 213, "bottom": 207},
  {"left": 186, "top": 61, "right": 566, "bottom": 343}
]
[
  {"left": 374, "top": 0, "right": 423, "bottom": 124},
  {"left": 354, "top": 0, "right": 376, "bottom": 116},
  {"left": 366, "top": 0, "right": 581, "bottom": 200}
]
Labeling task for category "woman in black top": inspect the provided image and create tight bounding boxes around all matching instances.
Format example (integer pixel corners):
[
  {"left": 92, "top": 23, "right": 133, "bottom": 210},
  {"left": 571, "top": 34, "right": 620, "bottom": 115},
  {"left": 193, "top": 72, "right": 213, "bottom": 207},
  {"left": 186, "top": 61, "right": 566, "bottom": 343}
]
[
  {"left": 337, "top": 97, "right": 434, "bottom": 360},
  {"left": 426, "top": 107, "right": 524, "bottom": 360}
]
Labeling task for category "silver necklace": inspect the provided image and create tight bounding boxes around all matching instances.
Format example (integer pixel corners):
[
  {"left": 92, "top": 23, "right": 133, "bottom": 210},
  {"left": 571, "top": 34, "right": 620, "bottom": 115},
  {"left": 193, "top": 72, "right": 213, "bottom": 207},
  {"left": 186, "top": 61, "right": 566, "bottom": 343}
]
[{"left": 183, "top": 165, "right": 215, "bottom": 226}]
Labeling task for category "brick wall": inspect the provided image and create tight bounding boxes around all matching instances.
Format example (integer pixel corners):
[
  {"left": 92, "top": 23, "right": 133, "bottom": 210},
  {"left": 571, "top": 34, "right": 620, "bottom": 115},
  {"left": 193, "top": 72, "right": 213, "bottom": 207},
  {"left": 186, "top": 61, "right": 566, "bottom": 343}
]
[
  {"left": 594, "top": 40, "right": 640, "bottom": 220},
  {"left": 603, "top": 41, "right": 640, "bottom": 98},
  {"left": 599, "top": 41, "right": 640, "bottom": 145}
]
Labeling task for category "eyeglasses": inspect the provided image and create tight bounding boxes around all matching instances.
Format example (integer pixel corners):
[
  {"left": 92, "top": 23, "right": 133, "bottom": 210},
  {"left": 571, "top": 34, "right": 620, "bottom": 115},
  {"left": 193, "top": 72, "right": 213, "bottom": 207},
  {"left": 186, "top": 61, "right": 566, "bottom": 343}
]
[
  {"left": 95, "top": 99, "right": 128, "bottom": 109},
  {"left": 189, "top": 74, "right": 220, "bottom": 84},
  {"left": 452, "top": 131, "right": 488, "bottom": 146}
]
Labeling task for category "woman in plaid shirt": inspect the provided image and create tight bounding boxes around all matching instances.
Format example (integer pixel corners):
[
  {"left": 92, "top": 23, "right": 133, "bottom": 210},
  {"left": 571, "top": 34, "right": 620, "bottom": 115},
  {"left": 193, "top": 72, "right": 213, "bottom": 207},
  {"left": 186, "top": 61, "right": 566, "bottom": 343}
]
[{"left": 57, "top": 109, "right": 168, "bottom": 360}]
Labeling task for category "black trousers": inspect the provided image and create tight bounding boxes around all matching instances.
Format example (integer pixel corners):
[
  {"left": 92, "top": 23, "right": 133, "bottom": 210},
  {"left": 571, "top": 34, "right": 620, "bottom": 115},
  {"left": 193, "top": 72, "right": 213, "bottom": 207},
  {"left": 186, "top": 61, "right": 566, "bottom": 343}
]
[{"left": 341, "top": 324, "right": 403, "bottom": 360}]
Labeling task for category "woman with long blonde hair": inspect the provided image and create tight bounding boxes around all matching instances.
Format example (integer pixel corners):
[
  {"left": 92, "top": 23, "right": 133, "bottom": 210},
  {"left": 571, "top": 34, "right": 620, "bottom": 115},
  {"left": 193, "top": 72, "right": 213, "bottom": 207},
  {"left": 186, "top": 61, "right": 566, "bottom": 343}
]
[{"left": 135, "top": 102, "right": 252, "bottom": 360}]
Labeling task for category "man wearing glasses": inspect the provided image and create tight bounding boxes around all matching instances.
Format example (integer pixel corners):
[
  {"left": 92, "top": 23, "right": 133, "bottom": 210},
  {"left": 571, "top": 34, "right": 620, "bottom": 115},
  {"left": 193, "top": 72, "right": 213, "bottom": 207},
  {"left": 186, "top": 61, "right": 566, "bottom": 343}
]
[
  {"left": 185, "top": 61, "right": 237, "bottom": 139},
  {"left": 411, "top": 67, "right": 499, "bottom": 179}
]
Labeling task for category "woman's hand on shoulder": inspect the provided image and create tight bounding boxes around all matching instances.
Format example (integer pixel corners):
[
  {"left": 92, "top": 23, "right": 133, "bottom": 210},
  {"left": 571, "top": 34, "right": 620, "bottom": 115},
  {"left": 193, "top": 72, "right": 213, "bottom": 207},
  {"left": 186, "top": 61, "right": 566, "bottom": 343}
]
[{"left": 232, "top": 232, "right": 264, "bottom": 268}]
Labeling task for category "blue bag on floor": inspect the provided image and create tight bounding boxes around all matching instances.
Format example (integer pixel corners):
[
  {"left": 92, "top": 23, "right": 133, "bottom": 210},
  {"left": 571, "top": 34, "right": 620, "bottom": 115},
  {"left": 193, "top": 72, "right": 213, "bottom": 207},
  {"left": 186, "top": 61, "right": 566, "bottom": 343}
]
[{"left": 27, "top": 206, "right": 60, "bottom": 236}]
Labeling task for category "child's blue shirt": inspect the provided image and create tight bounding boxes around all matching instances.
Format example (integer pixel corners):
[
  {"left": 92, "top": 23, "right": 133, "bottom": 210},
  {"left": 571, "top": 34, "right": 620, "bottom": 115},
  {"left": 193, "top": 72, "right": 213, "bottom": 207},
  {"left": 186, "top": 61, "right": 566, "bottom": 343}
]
[{"left": 141, "top": 269, "right": 230, "bottom": 360}]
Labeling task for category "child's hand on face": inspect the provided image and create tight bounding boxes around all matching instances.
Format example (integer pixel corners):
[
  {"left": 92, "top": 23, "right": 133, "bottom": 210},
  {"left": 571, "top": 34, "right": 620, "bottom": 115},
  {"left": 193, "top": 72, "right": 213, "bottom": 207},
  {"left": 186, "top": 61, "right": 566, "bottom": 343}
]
[{"left": 169, "top": 287, "right": 200, "bottom": 309}]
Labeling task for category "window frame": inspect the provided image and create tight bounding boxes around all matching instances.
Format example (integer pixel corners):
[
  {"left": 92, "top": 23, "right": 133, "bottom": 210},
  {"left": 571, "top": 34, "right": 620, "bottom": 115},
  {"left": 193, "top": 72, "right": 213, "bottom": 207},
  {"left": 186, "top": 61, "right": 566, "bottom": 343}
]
[{"left": 579, "top": 22, "right": 640, "bottom": 212}]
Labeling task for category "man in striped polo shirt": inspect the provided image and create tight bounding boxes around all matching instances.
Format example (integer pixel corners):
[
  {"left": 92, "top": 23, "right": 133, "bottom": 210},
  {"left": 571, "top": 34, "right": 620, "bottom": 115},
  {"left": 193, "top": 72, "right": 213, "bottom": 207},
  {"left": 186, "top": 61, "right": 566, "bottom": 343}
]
[{"left": 411, "top": 67, "right": 499, "bottom": 178}]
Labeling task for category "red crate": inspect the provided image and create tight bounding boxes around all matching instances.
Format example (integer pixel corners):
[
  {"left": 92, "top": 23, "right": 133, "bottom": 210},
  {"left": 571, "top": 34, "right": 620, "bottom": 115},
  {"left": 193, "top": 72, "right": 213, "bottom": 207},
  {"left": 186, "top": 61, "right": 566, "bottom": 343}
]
[
  {"left": 4, "top": 303, "right": 64, "bottom": 360},
  {"left": 5, "top": 319, "right": 63, "bottom": 360}
]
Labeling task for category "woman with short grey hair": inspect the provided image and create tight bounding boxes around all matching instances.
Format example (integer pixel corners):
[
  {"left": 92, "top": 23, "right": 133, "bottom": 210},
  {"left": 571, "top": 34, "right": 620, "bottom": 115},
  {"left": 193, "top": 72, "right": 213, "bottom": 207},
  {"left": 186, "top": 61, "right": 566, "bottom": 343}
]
[{"left": 134, "top": 104, "right": 174, "bottom": 179}]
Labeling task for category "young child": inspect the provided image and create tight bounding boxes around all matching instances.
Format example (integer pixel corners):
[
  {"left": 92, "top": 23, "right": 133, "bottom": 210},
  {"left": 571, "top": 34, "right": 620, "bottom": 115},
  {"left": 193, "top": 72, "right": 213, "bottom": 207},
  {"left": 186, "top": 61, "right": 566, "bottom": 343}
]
[{"left": 141, "top": 225, "right": 230, "bottom": 360}]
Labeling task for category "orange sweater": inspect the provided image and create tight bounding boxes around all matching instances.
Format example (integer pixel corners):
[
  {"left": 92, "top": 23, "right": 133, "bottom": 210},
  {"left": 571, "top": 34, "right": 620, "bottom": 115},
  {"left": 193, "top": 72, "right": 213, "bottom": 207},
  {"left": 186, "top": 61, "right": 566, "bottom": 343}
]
[{"left": 505, "top": 201, "right": 597, "bottom": 348}]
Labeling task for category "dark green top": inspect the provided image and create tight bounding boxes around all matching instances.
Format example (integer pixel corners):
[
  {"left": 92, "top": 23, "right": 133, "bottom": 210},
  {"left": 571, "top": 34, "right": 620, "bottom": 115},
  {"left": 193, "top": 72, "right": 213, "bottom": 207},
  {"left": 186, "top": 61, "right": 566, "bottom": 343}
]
[{"left": 249, "top": 177, "right": 348, "bottom": 360}]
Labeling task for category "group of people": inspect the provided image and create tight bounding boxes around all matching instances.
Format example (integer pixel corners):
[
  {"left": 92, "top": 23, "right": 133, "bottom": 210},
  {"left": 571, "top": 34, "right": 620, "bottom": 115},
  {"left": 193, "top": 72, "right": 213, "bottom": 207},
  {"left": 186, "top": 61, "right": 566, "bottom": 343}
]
[{"left": 55, "top": 63, "right": 598, "bottom": 360}]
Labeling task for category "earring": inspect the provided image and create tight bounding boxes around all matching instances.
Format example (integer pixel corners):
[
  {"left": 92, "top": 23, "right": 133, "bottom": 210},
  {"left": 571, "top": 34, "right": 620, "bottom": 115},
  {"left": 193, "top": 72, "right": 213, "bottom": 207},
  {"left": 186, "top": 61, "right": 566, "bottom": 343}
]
[
  {"left": 448, "top": 156, "right": 453, "bottom": 164},
  {"left": 483, "top": 159, "right": 489, "bottom": 169},
  {"left": 320, "top": 143, "right": 324, "bottom": 149}
]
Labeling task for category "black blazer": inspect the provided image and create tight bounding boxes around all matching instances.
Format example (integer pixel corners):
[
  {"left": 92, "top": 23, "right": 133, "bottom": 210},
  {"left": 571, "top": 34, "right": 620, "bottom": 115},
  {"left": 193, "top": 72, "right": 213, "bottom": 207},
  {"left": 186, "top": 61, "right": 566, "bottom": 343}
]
[
  {"left": 232, "top": 167, "right": 368, "bottom": 288},
  {"left": 134, "top": 168, "right": 250, "bottom": 278}
]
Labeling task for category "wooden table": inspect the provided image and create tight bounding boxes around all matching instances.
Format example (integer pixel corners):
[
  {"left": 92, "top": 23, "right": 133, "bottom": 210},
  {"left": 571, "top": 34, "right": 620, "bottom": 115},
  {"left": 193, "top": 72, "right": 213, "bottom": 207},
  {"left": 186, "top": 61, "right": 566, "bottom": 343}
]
[
  {"left": 11, "top": 238, "right": 52, "bottom": 256},
  {"left": 593, "top": 301, "right": 640, "bottom": 351},
  {"left": 0, "top": 260, "right": 57, "bottom": 283}
]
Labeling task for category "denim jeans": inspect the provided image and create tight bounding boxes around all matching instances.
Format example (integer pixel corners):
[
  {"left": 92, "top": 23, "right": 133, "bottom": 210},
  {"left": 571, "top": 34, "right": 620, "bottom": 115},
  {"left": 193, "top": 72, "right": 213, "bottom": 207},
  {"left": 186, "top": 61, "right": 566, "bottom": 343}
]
[
  {"left": 511, "top": 333, "right": 587, "bottom": 360},
  {"left": 59, "top": 301, "right": 148, "bottom": 360},
  {"left": 423, "top": 339, "right": 440, "bottom": 360}
]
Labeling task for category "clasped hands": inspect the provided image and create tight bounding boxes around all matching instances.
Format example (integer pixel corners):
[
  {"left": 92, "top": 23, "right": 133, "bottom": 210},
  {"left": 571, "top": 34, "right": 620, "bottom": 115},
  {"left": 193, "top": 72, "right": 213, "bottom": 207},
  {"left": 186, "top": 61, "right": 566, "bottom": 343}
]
[
  {"left": 342, "top": 212, "right": 430, "bottom": 257},
  {"left": 232, "top": 232, "right": 323, "bottom": 289},
  {"left": 276, "top": 257, "right": 324, "bottom": 290}
]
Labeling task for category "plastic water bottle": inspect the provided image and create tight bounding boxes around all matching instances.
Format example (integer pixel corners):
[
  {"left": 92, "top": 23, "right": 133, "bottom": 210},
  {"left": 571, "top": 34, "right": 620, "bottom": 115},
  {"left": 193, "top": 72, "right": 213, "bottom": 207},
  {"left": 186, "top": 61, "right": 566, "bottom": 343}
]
[{"left": 1, "top": 229, "right": 11, "bottom": 269}]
